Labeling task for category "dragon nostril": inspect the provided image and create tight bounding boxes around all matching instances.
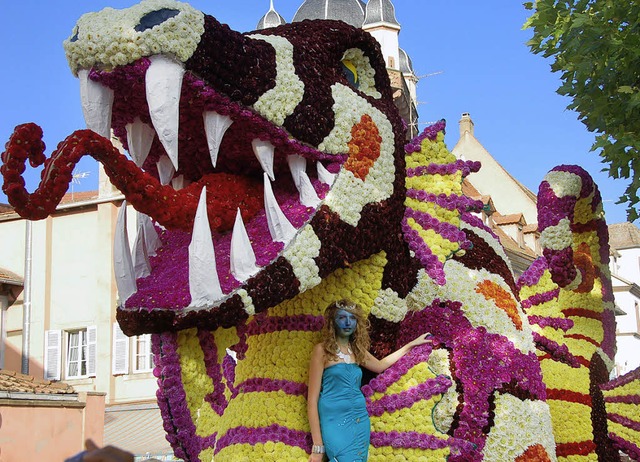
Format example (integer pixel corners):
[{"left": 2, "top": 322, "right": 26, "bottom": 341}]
[{"left": 135, "top": 8, "right": 180, "bottom": 33}]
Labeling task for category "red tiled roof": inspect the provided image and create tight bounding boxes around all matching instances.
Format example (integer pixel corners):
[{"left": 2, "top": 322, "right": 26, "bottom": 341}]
[
  {"left": 0, "top": 268, "right": 22, "bottom": 284},
  {"left": 608, "top": 222, "right": 640, "bottom": 250},
  {"left": 462, "top": 179, "right": 481, "bottom": 197},
  {"left": 493, "top": 213, "right": 524, "bottom": 225},
  {"left": 59, "top": 190, "right": 99, "bottom": 205},
  {"left": 0, "top": 369, "right": 75, "bottom": 394}
]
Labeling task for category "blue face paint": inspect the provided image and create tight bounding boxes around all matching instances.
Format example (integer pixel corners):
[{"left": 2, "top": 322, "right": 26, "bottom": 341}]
[{"left": 334, "top": 309, "right": 357, "bottom": 339}]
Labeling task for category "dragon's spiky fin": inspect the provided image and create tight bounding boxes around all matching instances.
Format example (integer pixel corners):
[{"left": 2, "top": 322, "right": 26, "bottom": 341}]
[{"left": 403, "top": 120, "right": 481, "bottom": 284}]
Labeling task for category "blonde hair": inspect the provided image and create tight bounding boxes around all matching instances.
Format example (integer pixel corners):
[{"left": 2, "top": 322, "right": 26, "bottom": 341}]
[{"left": 321, "top": 299, "right": 370, "bottom": 365}]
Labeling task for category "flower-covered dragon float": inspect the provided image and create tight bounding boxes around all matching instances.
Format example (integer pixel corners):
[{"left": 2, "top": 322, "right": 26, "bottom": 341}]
[{"left": 2, "top": 1, "right": 639, "bottom": 460}]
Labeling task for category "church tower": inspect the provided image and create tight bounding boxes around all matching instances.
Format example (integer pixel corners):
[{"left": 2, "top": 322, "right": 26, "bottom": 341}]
[
  {"left": 292, "top": 0, "right": 367, "bottom": 27},
  {"left": 256, "top": 0, "right": 286, "bottom": 30},
  {"left": 362, "top": 0, "right": 400, "bottom": 70}
]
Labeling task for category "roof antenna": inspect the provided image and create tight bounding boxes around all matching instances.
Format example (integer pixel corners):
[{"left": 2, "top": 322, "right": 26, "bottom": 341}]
[{"left": 71, "top": 169, "right": 90, "bottom": 201}]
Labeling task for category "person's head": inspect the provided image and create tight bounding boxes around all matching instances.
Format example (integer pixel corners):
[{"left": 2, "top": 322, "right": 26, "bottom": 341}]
[{"left": 321, "top": 299, "right": 370, "bottom": 364}]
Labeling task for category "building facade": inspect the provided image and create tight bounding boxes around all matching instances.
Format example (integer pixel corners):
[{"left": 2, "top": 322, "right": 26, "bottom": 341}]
[
  {"left": 0, "top": 168, "right": 175, "bottom": 460},
  {"left": 608, "top": 222, "right": 640, "bottom": 376}
]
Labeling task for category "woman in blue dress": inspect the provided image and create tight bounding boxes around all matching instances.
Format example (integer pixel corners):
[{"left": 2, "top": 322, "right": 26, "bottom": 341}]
[{"left": 307, "top": 299, "right": 431, "bottom": 461}]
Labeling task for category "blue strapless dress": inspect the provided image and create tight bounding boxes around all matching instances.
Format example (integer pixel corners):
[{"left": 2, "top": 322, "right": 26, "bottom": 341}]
[{"left": 318, "top": 363, "right": 370, "bottom": 461}]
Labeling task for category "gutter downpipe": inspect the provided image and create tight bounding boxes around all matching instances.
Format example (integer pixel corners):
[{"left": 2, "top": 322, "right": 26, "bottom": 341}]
[{"left": 21, "top": 220, "right": 32, "bottom": 375}]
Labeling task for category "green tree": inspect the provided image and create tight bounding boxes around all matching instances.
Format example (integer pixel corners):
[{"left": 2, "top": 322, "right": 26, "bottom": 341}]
[{"left": 524, "top": 0, "right": 640, "bottom": 221}]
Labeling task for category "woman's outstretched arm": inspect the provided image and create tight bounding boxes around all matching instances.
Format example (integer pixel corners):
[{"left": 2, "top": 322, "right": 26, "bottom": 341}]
[
  {"left": 363, "top": 333, "right": 431, "bottom": 374},
  {"left": 307, "top": 343, "right": 326, "bottom": 462}
]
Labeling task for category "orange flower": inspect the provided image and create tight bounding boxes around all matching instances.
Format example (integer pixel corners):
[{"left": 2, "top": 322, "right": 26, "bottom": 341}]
[
  {"left": 475, "top": 280, "right": 523, "bottom": 330},
  {"left": 573, "top": 242, "right": 596, "bottom": 293},
  {"left": 515, "top": 444, "right": 552, "bottom": 462},
  {"left": 344, "top": 114, "right": 381, "bottom": 180}
]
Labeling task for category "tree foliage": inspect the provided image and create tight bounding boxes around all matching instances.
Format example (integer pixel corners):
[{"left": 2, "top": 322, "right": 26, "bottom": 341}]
[{"left": 524, "top": 0, "right": 640, "bottom": 221}]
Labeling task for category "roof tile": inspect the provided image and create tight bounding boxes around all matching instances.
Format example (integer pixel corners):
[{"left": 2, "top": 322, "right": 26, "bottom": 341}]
[{"left": 0, "top": 369, "right": 75, "bottom": 394}]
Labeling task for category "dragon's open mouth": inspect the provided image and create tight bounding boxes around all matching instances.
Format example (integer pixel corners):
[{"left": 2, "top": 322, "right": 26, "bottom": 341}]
[
  {"left": 81, "top": 56, "right": 347, "bottom": 312},
  {"left": 1, "top": 2, "right": 404, "bottom": 333}
]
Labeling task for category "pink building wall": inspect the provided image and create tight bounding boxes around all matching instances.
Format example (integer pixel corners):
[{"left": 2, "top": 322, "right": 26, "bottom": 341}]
[{"left": 0, "top": 391, "right": 104, "bottom": 461}]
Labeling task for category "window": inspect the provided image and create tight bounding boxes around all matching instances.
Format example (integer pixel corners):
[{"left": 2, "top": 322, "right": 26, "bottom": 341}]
[
  {"left": 113, "top": 322, "right": 154, "bottom": 375},
  {"left": 134, "top": 334, "right": 154, "bottom": 372},
  {"left": 44, "top": 327, "right": 97, "bottom": 380},
  {"left": 66, "top": 327, "right": 97, "bottom": 379},
  {"left": 44, "top": 330, "right": 62, "bottom": 381}
]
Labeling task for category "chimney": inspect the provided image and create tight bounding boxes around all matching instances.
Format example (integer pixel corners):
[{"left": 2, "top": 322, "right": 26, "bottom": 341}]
[{"left": 459, "top": 112, "right": 474, "bottom": 137}]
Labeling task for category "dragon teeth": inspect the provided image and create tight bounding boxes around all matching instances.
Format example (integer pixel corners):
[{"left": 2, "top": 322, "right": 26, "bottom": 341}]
[
  {"left": 316, "top": 161, "right": 336, "bottom": 186},
  {"left": 137, "top": 212, "right": 160, "bottom": 257},
  {"left": 156, "top": 155, "right": 176, "bottom": 186},
  {"left": 113, "top": 201, "right": 137, "bottom": 304},
  {"left": 146, "top": 55, "right": 184, "bottom": 172},
  {"left": 189, "top": 187, "right": 224, "bottom": 305},
  {"left": 287, "top": 155, "right": 321, "bottom": 208},
  {"left": 263, "top": 172, "right": 297, "bottom": 244},
  {"left": 79, "top": 69, "right": 114, "bottom": 139},
  {"left": 125, "top": 117, "right": 155, "bottom": 167},
  {"left": 252, "top": 138, "right": 275, "bottom": 181},
  {"left": 230, "top": 208, "right": 260, "bottom": 282},
  {"left": 203, "top": 111, "right": 233, "bottom": 168}
]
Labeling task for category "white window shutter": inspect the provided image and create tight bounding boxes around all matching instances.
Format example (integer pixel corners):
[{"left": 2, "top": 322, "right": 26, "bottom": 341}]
[
  {"left": 112, "top": 323, "right": 129, "bottom": 375},
  {"left": 86, "top": 325, "right": 98, "bottom": 377},
  {"left": 44, "top": 330, "right": 62, "bottom": 381}
]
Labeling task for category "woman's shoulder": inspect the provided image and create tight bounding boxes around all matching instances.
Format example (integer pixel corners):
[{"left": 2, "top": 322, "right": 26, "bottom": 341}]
[{"left": 311, "top": 342, "right": 326, "bottom": 359}]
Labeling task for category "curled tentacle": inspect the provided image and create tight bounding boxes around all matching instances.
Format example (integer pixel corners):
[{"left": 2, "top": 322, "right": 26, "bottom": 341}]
[{"left": 1, "top": 124, "right": 263, "bottom": 231}]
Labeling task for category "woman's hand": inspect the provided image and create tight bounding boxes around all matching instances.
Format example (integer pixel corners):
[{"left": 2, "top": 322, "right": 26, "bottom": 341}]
[
  {"left": 408, "top": 333, "right": 433, "bottom": 348},
  {"left": 309, "top": 453, "right": 324, "bottom": 462},
  {"left": 81, "top": 440, "right": 134, "bottom": 462}
]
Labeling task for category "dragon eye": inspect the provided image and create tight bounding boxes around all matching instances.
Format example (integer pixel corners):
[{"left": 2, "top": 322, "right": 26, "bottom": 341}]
[
  {"left": 341, "top": 59, "right": 359, "bottom": 89},
  {"left": 135, "top": 8, "right": 180, "bottom": 32},
  {"left": 70, "top": 27, "right": 79, "bottom": 43},
  {"left": 341, "top": 49, "right": 382, "bottom": 99}
]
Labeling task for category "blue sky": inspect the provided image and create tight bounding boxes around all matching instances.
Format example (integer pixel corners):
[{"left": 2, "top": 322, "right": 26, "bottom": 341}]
[{"left": 0, "top": 0, "right": 631, "bottom": 224}]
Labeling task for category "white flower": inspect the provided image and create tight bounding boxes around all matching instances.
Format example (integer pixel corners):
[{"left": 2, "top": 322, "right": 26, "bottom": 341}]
[
  {"left": 406, "top": 269, "right": 443, "bottom": 310},
  {"left": 321, "top": 84, "right": 396, "bottom": 226},
  {"left": 483, "top": 394, "right": 556, "bottom": 462},
  {"left": 540, "top": 218, "right": 572, "bottom": 251},
  {"left": 370, "top": 288, "right": 407, "bottom": 322},
  {"left": 249, "top": 35, "right": 305, "bottom": 126},
  {"left": 64, "top": 0, "right": 205, "bottom": 75},
  {"left": 544, "top": 170, "right": 582, "bottom": 198},
  {"left": 442, "top": 261, "right": 536, "bottom": 354},
  {"left": 283, "top": 225, "right": 322, "bottom": 292},
  {"left": 237, "top": 289, "right": 255, "bottom": 316}
]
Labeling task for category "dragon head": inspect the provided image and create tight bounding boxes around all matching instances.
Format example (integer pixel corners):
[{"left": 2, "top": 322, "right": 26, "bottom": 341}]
[{"left": 38, "top": 0, "right": 406, "bottom": 334}]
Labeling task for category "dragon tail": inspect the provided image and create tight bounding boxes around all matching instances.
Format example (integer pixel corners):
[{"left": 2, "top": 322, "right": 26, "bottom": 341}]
[
  {"left": 518, "top": 165, "right": 620, "bottom": 461},
  {"left": 600, "top": 367, "right": 640, "bottom": 460}
]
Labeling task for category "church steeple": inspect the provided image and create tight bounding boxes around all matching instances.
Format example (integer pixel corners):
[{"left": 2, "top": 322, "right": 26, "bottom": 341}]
[
  {"left": 256, "top": 0, "right": 286, "bottom": 30},
  {"left": 362, "top": 0, "right": 400, "bottom": 70},
  {"left": 293, "top": 0, "right": 366, "bottom": 28},
  {"left": 363, "top": 0, "right": 400, "bottom": 28}
]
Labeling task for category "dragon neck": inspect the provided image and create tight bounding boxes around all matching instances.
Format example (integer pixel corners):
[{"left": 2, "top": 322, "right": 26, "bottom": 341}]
[{"left": 402, "top": 120, "right": 481, "bottom": 285}]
